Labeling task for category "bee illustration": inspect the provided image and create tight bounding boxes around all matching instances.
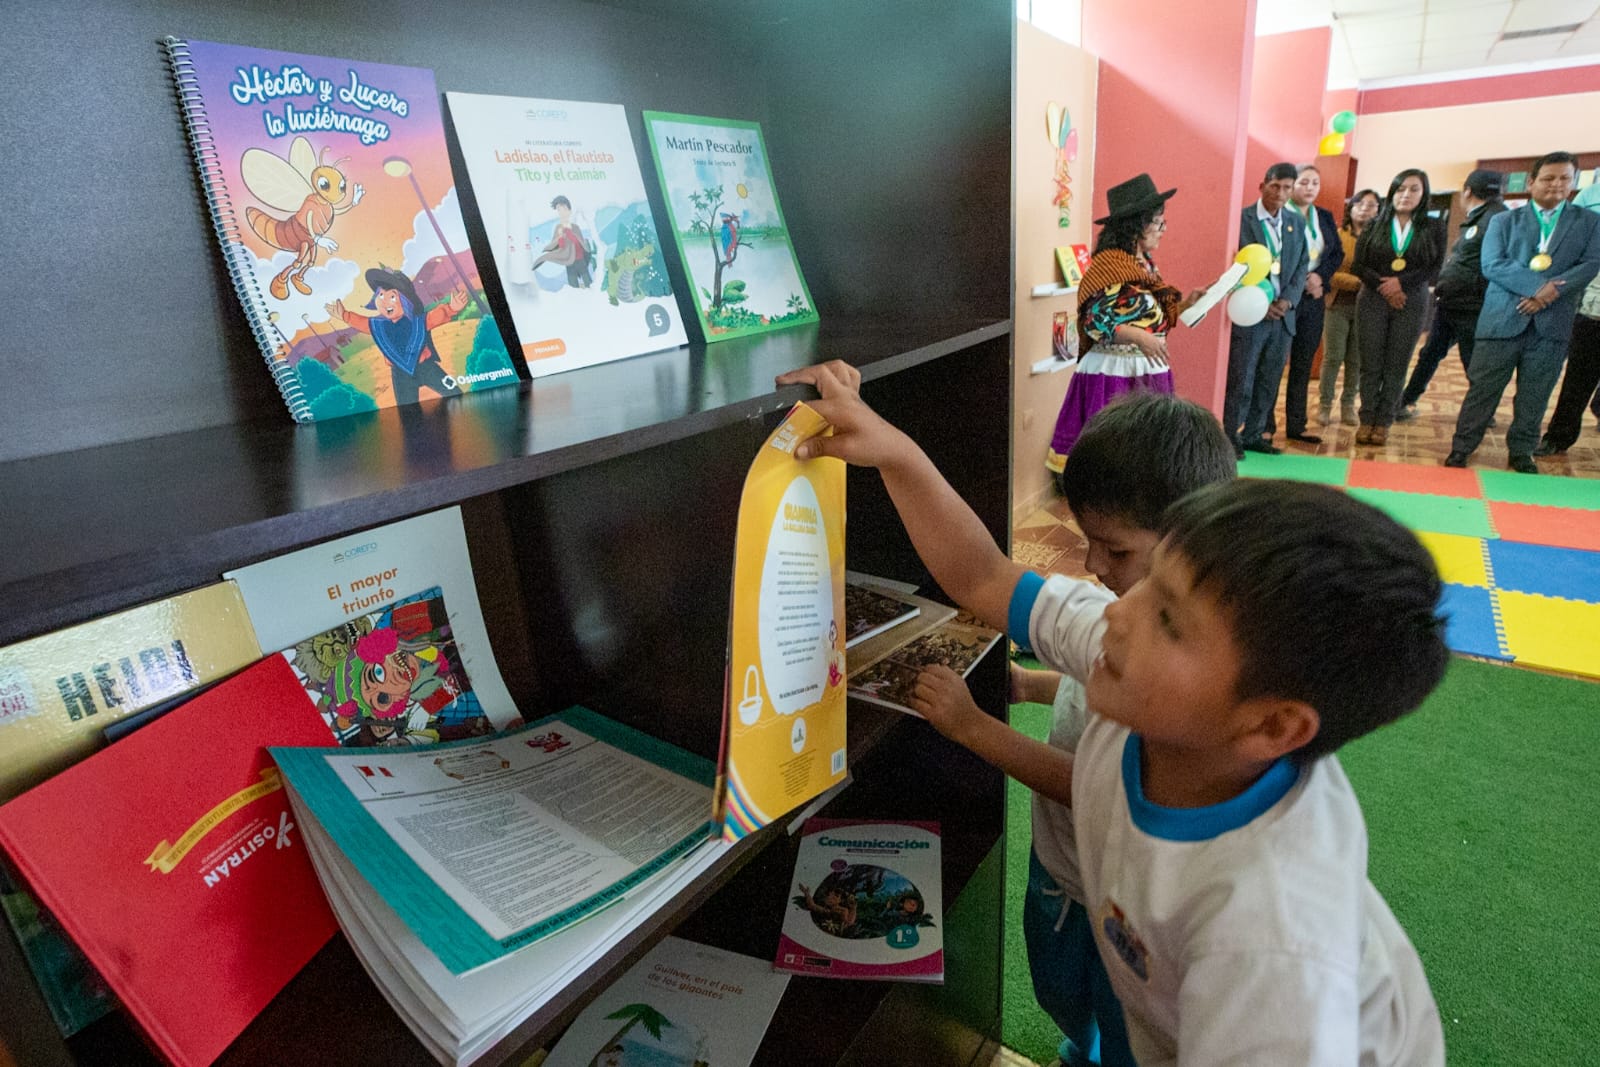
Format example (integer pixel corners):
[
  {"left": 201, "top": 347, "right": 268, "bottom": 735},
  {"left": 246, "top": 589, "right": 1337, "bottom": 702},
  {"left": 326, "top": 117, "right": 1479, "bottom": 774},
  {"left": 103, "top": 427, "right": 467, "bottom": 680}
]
[{"left": 241, "top": 136, "right": 365, "bottom": 300}]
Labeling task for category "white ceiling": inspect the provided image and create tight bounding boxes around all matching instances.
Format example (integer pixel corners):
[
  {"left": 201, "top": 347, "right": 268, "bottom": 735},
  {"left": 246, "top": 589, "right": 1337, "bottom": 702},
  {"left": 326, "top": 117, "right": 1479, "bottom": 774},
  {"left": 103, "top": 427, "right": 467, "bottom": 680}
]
[{"left": 1256, "top": 0, "right": 1600, "bottom": 87}]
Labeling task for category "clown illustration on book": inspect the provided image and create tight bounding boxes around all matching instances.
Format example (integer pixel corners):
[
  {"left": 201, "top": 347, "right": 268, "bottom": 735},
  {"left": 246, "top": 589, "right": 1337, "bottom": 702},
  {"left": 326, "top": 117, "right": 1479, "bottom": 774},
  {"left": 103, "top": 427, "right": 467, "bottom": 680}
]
[{"left": 282, "top": 587, "right": 493, "bottom": 746}]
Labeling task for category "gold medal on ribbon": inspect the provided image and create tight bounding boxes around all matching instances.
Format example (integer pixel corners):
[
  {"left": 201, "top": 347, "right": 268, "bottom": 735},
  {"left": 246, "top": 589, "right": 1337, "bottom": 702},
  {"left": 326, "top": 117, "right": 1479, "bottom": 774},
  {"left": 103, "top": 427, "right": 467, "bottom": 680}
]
[
  {"left": 1270, "top": 260, "right": 1281, "bottom": 275},
  {"left": 1530, "top": 253, "right": 1553, "bottom": 272},
  {"left": 1391, "top": 257, "right": 1407, "bottom": 271}
]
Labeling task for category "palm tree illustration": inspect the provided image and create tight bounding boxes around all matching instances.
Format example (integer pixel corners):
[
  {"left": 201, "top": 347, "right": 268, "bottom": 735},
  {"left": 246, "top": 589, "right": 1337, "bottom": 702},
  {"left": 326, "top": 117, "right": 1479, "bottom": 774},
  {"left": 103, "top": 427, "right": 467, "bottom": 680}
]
[{"left": 588, "top": 1003, "right": 673, "bottom": 1065}]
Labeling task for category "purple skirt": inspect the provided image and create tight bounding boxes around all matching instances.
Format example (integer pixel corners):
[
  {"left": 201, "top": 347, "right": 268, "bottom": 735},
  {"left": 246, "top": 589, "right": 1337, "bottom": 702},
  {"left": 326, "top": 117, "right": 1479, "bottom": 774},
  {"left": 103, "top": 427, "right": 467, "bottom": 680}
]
[{"left": 1046, "top": 348, "right": 1175, "bottom": 473}]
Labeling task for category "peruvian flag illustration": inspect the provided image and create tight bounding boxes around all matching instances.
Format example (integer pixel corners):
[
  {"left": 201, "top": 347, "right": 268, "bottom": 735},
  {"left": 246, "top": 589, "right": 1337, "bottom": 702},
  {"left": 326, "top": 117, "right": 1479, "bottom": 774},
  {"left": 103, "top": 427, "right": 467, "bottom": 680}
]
[{"left": 355, "top": 764, "right": 404, "bottom": 795}]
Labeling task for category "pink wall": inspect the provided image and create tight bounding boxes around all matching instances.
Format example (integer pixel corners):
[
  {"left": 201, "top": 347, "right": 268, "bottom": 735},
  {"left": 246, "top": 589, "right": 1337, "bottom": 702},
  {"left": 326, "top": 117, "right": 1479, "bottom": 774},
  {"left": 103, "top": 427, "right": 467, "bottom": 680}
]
[
  {"left": 1358, "top": 63, "right": 1600, "bottom": 114},
  {"left": 1245, "top": 28, "right": 1333, "bottom": 187},
  {"left": 1083, "top": 0, "right": 1258, "bottom": 416}
]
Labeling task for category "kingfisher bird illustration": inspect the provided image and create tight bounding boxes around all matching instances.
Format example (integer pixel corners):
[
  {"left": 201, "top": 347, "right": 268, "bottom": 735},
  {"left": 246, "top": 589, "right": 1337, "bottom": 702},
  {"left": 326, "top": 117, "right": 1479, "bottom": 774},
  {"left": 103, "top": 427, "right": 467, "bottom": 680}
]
[{"left": 718, "top": 213, "right": 741, "bottom": 265}]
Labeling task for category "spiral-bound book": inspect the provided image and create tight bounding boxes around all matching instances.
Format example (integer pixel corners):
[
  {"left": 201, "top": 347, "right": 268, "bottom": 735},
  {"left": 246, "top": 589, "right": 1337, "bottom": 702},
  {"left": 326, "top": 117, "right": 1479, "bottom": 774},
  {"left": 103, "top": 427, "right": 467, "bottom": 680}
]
[{"left": 161, "top": 38, "right": 519, "bottom": 421}]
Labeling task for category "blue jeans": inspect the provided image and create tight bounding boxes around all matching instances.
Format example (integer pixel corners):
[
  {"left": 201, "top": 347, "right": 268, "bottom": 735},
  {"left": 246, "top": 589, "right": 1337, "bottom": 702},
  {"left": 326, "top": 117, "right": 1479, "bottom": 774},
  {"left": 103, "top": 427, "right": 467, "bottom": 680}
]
[{"left": 1023, "top": 849, "right": 1135, "bottom": 1067}]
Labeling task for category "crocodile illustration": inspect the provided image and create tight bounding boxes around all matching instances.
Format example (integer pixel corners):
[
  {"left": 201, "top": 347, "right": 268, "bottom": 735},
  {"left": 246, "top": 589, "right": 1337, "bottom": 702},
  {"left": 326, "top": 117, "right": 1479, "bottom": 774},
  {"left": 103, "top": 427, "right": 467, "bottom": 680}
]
[{"left": 606, "top": 244, "right": 655, "bottom": 306}]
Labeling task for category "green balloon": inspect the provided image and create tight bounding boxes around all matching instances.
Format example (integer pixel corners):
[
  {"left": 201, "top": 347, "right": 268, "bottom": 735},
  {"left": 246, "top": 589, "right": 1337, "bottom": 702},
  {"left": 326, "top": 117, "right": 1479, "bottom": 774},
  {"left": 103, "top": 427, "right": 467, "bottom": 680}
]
[
  {"left": 1059, "top": 108, "right": 1073, "bottom": 147},
  {"left": 1331, "top": 110, "right": 1357, "bottom": 134}
]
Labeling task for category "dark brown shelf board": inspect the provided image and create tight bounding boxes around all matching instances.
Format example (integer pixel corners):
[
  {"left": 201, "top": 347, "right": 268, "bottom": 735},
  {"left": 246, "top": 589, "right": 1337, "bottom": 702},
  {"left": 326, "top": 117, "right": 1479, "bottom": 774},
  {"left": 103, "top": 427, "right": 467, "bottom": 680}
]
[{"left": 0, "top": 317, "right": 1008, "bottom": 647}]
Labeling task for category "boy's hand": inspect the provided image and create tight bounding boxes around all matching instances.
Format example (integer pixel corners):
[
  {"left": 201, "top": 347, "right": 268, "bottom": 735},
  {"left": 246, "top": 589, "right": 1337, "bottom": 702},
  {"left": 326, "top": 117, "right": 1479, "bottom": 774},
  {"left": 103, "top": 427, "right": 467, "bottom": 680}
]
[
  {"left": 774, "top": 361, "right": 912, "bottom": 469},
  {"left": 909, "top": 664, "right": 986, "bottom": 745}
]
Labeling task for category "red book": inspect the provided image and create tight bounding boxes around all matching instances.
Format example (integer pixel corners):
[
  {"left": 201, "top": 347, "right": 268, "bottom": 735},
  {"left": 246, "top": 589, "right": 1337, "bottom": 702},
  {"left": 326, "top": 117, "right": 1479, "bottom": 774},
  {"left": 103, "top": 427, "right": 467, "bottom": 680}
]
[{"left": 0, "top": 656, "right": 339, "bottom": 1067}]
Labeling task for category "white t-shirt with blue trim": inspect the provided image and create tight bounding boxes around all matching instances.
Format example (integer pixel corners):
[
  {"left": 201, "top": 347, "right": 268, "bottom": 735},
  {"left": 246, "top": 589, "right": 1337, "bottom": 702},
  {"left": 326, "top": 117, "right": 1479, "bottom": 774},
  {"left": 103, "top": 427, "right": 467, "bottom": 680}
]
[
  {"left": 1012, "top": 572, "right": 1445, "bottom": 1067},
  {"left": 1014, "top": 574, "right": 1114, "bottom": 907}
]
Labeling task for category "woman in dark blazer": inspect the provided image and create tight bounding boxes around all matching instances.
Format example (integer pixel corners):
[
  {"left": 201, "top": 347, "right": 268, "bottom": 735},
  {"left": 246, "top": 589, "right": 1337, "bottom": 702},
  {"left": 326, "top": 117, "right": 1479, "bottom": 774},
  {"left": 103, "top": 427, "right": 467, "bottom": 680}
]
[
  {"left": 1352, "top": 168, "right": 1445, "bottom": 445},
  {"left": 1273, "top": 164, "right": 1344, "bottom": 442}
]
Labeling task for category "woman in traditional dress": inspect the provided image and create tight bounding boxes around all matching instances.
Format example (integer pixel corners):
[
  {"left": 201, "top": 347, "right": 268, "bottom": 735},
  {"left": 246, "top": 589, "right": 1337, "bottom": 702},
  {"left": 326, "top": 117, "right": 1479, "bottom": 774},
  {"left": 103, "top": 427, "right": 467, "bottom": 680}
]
[{"left": 1047, "top": 173, "right": 1204, "bottom": 481}]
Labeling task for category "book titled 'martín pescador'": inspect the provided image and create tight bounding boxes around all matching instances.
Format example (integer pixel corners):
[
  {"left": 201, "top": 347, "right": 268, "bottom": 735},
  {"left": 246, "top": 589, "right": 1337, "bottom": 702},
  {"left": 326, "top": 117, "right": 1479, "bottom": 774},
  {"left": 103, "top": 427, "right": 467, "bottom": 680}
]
[{"left": 162, "top": 37, "right": 518, "bottom": 421}]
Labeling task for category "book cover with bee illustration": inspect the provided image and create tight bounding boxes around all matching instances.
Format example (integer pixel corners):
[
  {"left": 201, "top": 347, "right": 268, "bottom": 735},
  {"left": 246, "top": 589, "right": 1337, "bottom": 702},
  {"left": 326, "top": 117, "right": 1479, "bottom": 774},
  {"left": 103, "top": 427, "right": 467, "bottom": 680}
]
[
  {"left": 446, "top": 92, "right": 688, "bottom": 377},
  {"left": 162, "top": 38, "right": 520, "bottom": 422}
]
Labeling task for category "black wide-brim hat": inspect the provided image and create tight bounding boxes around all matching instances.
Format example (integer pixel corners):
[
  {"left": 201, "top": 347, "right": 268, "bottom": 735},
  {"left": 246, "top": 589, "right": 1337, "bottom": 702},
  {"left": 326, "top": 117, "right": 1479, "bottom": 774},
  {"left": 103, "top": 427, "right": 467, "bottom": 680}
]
[
  {"left": 1095, "top": 173, "right": 1178, "bottom": 225},
  {"left": 364, "top": 265, "right": 423, "bottom": 312}
]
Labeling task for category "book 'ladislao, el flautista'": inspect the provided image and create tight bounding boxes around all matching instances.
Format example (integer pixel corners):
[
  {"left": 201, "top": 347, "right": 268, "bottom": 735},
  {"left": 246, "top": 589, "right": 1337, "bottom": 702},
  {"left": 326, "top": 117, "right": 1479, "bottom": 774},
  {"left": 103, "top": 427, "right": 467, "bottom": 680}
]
[{"left": 162, "top": 37, "right": 518, "bottom": 421}]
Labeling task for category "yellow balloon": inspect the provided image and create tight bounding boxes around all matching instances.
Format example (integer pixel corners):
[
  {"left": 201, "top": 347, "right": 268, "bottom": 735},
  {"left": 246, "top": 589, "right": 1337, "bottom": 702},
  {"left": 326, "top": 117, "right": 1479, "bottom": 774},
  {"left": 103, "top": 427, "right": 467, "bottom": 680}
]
[
  {"left": 1318, "top": 132, "right": 1346, "bottom": 156},
  {"left": 736, "top": 182, "right": 749, "bottom": 198},
  {"left": 1045, "top": 102, "right": 1063, "bottom": 146},
  {"left": 1235, "top": 243, "right": 1272, "bottom": 288}
]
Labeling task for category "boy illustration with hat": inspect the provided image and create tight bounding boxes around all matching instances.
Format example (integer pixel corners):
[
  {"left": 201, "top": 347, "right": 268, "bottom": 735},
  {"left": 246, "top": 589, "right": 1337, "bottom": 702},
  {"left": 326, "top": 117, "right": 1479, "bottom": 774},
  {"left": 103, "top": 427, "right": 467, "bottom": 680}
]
[
  {"left": 1223, "top": 162, "right": 1310, "bottom": 457},
  {"left": 327, "top": 267, "right": 469, "bottom": 406}
]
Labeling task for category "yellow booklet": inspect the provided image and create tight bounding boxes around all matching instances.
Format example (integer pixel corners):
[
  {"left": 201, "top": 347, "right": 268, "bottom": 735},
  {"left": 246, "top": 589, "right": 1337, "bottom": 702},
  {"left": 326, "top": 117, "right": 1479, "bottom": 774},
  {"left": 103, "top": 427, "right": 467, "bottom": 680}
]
[
  {"left": 0, "top": 582, "right": 262, "bottom": 801},
  {"left": 719, "top": 403, "right": 848, "bottom": 841}
]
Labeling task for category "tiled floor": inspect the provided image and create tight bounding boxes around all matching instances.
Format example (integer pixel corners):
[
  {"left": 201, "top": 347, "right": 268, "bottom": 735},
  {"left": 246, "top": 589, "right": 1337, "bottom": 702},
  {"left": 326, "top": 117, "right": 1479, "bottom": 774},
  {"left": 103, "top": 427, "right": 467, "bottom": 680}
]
[{"left": 1015, "top": 347, "right": 1600, "bottom": 570}]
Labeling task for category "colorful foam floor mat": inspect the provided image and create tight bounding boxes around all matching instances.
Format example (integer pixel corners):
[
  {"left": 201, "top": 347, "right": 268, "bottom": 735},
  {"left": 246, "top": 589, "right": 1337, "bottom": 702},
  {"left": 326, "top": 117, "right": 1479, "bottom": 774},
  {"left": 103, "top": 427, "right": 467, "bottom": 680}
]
[{"left": 1241, "top": 454, "right": 1600, "bottom": 680}]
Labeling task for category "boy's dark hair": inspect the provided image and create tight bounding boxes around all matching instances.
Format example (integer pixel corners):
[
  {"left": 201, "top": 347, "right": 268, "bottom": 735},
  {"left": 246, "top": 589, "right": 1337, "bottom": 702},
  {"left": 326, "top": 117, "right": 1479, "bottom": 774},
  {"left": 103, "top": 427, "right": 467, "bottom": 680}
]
[
  {"left": 1530, "top": 151, "right": 1578, "bottom": 179},
  {"left": 551, "top": 195, "right": 572, "bottom": 209},
  {"left": 1058, "top": 393, "right": 1236, "bottom": 530},
  {"left": 1264, "top": 162, "right": 1298, "bottom": 184},
  {"left": 1160, "top": 480, "right": 1448, "bottom": 763}
]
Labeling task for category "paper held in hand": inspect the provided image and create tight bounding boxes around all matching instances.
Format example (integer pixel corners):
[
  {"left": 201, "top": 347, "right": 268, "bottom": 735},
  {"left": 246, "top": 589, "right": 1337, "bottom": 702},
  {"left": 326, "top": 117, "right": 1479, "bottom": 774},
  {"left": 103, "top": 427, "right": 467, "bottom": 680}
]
[{"left": 1179, "top": 262, "right": 1249, "bottom": 327}]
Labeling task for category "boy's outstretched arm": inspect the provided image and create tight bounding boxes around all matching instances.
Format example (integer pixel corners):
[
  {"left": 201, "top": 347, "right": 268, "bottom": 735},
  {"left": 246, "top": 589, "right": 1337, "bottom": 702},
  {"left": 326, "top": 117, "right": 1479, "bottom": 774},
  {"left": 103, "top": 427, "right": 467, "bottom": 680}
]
[
  {"left": 912, "top": 665, "right": 1073, "bottom": 805},
  {"left": 776, "top": 361, "right": 1027, "bottom": 632}
]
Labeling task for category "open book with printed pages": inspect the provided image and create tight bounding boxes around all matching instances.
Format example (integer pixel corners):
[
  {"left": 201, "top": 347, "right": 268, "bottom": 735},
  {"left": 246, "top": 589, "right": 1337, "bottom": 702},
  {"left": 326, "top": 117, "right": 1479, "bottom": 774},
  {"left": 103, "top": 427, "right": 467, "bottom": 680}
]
[
  {"left": 847, "top": 619, "right": 1002, "bottom": 717},
  {"left": 270, "top": 708, "right": 731, "bottom": 1065},
  {"left": 844, "top": 578, "right": 959, "bottom": 680},
  {"left": 844, "top": 578, "right": 922, "bottom": 649}
]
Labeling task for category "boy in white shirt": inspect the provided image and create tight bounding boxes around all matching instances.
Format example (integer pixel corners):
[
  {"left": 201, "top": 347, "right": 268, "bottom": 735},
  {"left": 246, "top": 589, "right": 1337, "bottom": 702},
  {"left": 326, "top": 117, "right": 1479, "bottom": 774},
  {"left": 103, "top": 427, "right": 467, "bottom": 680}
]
[
  {"left": 777, "top": 361, "right": 1448, "bottom": 1066},
  {"left": 955, "top": 392, "right": 1235, "bottom": 1067}
]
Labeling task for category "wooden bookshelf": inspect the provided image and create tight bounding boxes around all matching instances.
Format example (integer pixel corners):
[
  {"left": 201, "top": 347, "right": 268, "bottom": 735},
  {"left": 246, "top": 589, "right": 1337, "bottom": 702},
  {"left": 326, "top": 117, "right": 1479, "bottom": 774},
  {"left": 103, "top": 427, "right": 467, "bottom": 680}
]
[
  {"left": 0, "top": 1, "right": 1015, "bottom": 1065},
  {"left": 1475, "top": 151, "right": 1600, "bottom": 202}
]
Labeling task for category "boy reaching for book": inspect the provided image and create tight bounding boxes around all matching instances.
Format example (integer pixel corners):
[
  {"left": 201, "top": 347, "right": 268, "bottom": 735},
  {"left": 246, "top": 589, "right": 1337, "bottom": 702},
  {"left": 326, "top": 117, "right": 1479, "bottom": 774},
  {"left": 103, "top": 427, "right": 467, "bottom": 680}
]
[
  {"left": 776, "top": 361, "right": 1448, "bottom": 1066},
  {"left": 919, "top": 391, "right": 1234, "bottom": 1067}
]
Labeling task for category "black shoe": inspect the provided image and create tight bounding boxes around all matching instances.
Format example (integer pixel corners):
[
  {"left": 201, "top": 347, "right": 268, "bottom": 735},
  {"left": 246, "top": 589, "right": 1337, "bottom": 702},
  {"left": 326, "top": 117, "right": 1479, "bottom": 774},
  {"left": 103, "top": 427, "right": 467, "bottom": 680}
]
[
  {"left": 1508, "top": 453, "right": 1538, "bottom": 474},
  {"left": 1532, "top": 439, "right": 1568, "bottom": 457},
  {"left": 1287, "top": 432, "right": 1323, "bottom": 444},
  {"left": 1232, "top": 441, "right": 1246, "bottom": 460},
  {"left": 1242, "top": 440, "right": 1283, "bottom": 455},
  {"left": 1444, "top": 451, "right": 1468, "bottom": 468}
]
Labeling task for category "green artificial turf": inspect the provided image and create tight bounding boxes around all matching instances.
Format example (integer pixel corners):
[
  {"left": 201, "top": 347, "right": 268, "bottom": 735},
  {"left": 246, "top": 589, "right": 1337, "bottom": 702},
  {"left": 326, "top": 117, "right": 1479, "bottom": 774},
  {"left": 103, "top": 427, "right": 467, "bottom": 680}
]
[{"left": 1000, "top": 656, "right": 1600, "bottom": 1066}]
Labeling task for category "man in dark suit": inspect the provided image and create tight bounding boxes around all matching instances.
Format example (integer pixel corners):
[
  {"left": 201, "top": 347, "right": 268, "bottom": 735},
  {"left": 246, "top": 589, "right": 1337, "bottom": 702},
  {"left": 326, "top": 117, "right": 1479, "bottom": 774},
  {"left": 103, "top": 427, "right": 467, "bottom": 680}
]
[
  {"left": 1223, "top": 162, "right": 1310, "bottom": 457},
  {"left": 1398, "top": 168, "right": 1508, "bottom": 419},
  {"left": 1446, "top": 152, "right": 1600, "bottom": 472},
  {"left": 1267, "top": 164, "right": 1345, "bottom": 443}
]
